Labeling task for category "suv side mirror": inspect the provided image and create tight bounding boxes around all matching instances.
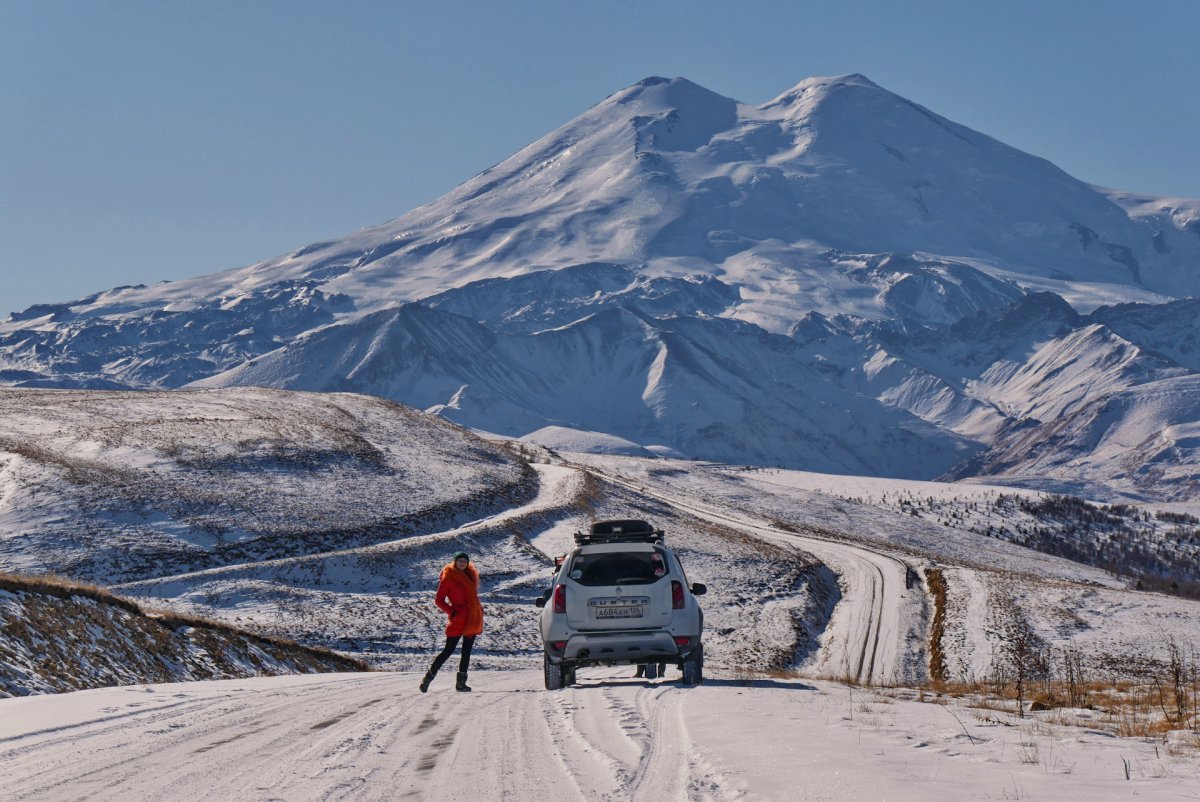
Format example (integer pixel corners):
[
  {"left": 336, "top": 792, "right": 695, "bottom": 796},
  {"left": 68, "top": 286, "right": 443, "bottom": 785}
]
[
  {"left": 535, "top": 591, "right": 549, "bottom": 607},
  {"left": 691, "top": 583, "right": 707, "bottom": 596}
]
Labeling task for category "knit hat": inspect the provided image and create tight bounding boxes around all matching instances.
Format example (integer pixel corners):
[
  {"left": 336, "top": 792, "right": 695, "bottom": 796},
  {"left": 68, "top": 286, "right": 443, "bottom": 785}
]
[{"left": 452, "top": 551, "right": 470, "bottom": 562}]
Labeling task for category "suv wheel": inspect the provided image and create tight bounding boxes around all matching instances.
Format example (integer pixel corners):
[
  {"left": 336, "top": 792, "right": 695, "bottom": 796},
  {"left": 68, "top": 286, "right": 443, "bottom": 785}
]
[
  {"left": 544, "top": 653, "right": 564, "bottom": 691},
  {"left": 643, "top": 662, "right": 658, "bottom": 680},
  {"left": 681, "top": 646, "right": 703, "bottom": 687}
]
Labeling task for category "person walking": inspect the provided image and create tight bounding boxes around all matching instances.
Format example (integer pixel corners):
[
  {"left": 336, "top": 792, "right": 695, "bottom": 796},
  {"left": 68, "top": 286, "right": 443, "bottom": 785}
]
[{"left": 419, "top": 551, "right": 483, "bottom": 692}]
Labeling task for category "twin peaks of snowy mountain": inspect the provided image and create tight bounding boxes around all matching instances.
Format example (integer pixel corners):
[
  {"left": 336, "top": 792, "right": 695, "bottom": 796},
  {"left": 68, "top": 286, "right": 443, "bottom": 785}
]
[{"left": 3, "top": 74, "right": 1200, "bottom": 500}]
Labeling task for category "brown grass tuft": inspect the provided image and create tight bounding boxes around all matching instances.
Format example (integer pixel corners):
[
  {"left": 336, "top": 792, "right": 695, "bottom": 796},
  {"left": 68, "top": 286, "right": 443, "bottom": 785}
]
[
  {"left": 0, "top": 571, "right": 142, "bottom": 616},
  {"left": 925, "top": 567, "right": 948, "bottom": 687}
]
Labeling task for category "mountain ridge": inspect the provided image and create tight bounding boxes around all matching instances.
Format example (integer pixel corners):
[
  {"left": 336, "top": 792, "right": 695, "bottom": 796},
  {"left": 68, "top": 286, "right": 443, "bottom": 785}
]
[{"left": 3, "top": 73, "right": 1199, "bottom": 497}]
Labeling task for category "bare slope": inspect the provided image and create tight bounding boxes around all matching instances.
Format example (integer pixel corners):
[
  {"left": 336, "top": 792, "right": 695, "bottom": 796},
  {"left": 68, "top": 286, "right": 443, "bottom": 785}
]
[{"left": 0, "top": 572, "right": 365, "bottom": 697}]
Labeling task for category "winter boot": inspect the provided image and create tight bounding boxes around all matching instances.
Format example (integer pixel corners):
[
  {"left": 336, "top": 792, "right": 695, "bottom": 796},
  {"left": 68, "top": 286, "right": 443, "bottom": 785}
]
[
  {"left": 455, "top": 671, "right": 472, "bottom": 692},
  {"left": 419, "top": 670, "right": 435, "bottom": 693}
]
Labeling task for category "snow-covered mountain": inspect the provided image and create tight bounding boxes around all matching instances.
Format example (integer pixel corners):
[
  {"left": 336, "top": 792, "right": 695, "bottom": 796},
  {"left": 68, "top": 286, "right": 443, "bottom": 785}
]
[
  {"left": 189, "top": 303, "right": 977, "bottom": 477},
  {"left": 948, "top": 373, "right": 1200, "bottom": 500},
  {"left": 3, "top": 74, "right": 1200, "bottom": 496}
]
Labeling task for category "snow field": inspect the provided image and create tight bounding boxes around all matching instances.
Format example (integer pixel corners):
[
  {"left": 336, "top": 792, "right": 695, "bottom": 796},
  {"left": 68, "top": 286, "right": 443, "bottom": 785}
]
[
  {"left": 116, "top": 461, "right": 845, "bottom": 679},
  {"left": 115, "top": 463, "right": 586, "bottom": 670}
]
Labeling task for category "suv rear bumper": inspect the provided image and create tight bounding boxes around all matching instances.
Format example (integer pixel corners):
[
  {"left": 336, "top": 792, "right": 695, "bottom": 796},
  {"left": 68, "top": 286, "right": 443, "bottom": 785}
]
[{"left": 548, "top": 630, "right": 691, "bottom": 665}]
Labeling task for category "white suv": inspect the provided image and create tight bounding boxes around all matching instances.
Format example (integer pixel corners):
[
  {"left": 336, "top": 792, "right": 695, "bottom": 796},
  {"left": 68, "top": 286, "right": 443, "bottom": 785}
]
[{"left": 536, "top": 519, "right": 706, "bottom": 689}]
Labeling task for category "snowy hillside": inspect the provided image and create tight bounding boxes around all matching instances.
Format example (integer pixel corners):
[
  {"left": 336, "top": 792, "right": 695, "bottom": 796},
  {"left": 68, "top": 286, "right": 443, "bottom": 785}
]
[
  {"left": 4, "top": 387, "right": 1194, "bottom": 684},
  {"left": 0, "top": 387, "right": 534, "bottom": 582},
  {"left": 953, "top": 373, "right": 1200, "bottom": 501},
  {"left": 2, "top": 74, "right": 1200, "bottom": 495}
]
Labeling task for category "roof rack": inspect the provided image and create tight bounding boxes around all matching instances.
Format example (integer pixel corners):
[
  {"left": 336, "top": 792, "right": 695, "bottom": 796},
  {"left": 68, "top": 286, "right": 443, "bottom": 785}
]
[{"left": 574, "top": 519, "right": 664, "bottom": 546}]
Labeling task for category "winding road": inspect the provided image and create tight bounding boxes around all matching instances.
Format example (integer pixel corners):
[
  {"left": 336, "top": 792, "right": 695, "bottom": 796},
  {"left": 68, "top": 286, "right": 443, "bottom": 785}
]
[{"left": 592, "top": 467, "right": 914, "bottom": 685}]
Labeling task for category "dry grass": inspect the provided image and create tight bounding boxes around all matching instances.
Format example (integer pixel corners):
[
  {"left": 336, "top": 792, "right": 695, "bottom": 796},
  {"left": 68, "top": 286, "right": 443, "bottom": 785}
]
[
  {"left": 924, "top": 673, "right": 1200, "bottom": 742},
  {"left": 925, "top": 567, "right": 949, "bottom": 686},
  {"left": 756, "top": 629, "right": 1200, "bottom": 747},
  {"left": 146, "top": 606, "right": 370, "bottom": 671},
  {"left": 758, "top": 666, "right": 807, "bottom": 681},
  {"left": 571, "top": 470, "right": 606, "bottom": 516},
  {"left": 0, "top": 571, "right": 142, "bottom": 616}
]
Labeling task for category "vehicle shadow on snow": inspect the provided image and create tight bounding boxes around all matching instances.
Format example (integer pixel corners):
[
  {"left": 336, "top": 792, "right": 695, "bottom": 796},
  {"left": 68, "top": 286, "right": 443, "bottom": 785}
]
[
  {"left": 699, "top": 677, "right": 817, "bottom": 691},
  {"left": 566, "top": 677, "right": 817, "bottom": 692}
]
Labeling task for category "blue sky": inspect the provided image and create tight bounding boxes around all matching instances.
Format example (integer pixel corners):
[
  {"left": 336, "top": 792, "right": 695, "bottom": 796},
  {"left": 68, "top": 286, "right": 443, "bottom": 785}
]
[{"left": 3, "top": 0, "right": 1198, "bottom": 317}]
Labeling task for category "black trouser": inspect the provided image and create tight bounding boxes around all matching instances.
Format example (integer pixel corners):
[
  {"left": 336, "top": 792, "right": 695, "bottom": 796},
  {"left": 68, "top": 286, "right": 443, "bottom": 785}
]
[{"left": 427, "top": 635, "right": 475, "bottom": 676}]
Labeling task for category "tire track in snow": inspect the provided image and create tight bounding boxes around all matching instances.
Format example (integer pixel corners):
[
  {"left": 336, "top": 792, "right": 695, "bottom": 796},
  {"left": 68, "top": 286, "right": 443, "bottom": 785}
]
[
  {"left": 624, "top": 681, "right": 740, "bottom": 801},
  {"left": 627, "top": 685, "right": 688, "bottom": 799},
  {"left": 0, "top": 675, "right": 412, "bottom": 802},
  {"left": 950, "top": 567, "right": 996, "bottom": 682},
  {"left": 1, "top": 670, "right": 755, "bottom": 800},
  {"left": 536, "top": 678, "right": 631, "bottom": 798}
]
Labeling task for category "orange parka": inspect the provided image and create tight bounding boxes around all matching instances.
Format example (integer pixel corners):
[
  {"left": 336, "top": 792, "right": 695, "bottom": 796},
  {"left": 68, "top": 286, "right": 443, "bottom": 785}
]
[{"left": 434, "top": 563, "right": 484, "bottom": 637}]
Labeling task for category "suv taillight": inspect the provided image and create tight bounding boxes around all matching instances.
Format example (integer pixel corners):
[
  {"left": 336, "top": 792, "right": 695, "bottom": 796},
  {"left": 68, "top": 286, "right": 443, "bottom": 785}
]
[
  {"left": 671, "top": 580, "right": 685, "bottom": 609},
  {"left": 553, "top": 584, "right": 566, "bottom": 614}
]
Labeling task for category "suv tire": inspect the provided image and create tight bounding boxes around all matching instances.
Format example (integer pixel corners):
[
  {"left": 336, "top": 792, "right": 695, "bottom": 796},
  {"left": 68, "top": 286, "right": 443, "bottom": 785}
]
[
  {"left": 544, "top": 653, "right": 564, "bottom": 690},
  {"left": 681, "top": 646, "right": 703, "bottom": 687},
  {"left": 643, "top": 662, "right": 658, "bottom": 680}
]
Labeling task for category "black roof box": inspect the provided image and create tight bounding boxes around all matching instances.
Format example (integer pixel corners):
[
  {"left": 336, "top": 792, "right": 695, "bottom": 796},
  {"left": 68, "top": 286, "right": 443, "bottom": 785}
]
[{"left": 575, "top": 519, "right": 664, "bottom": 546}]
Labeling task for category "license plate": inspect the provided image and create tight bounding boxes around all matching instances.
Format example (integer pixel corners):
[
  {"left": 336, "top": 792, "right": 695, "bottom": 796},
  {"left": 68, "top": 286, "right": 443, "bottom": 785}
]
[{"left": 595, "top": 605, "right": 643, "bottom": 618}]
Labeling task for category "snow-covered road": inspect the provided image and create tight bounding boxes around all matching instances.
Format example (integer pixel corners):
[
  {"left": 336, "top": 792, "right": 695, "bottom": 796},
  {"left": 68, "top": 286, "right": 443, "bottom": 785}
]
[
  {"left": 5, "top": 669, "right": 1195, "bottom": 801},
  {"left": 0, "top": 670, "right": 737, "bottom": 801}
]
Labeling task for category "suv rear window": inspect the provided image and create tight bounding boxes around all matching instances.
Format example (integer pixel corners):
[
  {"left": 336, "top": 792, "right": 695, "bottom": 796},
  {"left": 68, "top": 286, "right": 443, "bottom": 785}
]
[{"left": 568, "top": 550, "right": 668, "bottom": 586}]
